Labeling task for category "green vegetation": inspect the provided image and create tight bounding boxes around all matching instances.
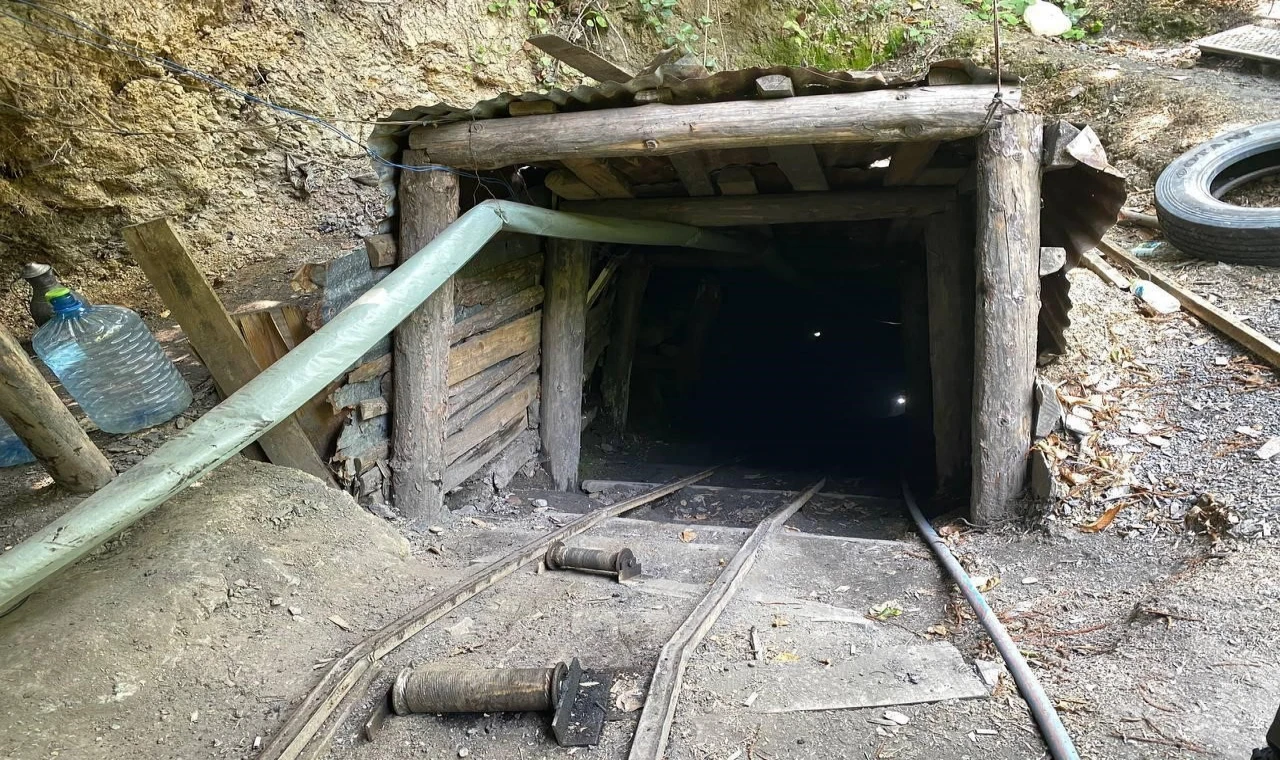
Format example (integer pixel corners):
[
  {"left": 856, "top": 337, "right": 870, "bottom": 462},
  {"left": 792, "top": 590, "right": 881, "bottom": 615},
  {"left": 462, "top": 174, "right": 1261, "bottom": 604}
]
[
  {"left": 962, "top": 0, "right": 1101, "bottom": 40},
  {"left": 638, "top": 0, "right": 718, "bottom": 62},
  {"left": 754, "top": 0, "right": 934, "bottom": 71}
]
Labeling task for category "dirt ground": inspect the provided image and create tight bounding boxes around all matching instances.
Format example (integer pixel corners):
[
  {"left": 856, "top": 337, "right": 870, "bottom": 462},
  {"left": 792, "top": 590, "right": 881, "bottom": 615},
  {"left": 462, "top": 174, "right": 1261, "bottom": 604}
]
[{"left": 3, "top": 2, "right": 1280, "bottom": 759}]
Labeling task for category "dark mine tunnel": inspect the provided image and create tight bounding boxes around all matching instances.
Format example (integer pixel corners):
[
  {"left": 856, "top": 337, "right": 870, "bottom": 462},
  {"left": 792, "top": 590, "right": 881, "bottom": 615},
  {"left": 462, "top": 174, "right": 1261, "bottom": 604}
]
[{"left": 613, "top": 223, "right": 938, "bottom": 487}]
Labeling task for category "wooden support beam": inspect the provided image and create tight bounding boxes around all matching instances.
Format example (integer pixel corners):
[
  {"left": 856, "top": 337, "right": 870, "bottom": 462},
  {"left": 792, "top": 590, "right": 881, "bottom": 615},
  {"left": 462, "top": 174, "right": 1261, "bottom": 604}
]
[
  {"left": 602, "top": 257, "right": 651, "bottom": 432},
  {"left": 527, "top": 34, "right": 634, "bottom": 83},
  {"left": 667, "top": 153, "right": 716, "bottom": 197},
  {"left": 768, "top": 145, "right": 829, "bottom": 191},
  {"left": 392, "top": 151, "right": 458, "bottom": 526},
  {"left": 561, "top": 158, "right": 634, "bottom": 199},
  {"left": 925, "top": 205, "right": 974, "bottom": 500},
  {"left": 122, "top": 219, "right": 335, "bottom": 485},
  {"left": 561, "top": 189, "right": 952, "bottom": 226},
  {"left": 0, "top": 325, "right": 114, "bottom": 492},
  {"left": 587, "top": 256, "right": 622, "bottom": 309},
  {"left": 448, "top": 349, "right": 540, "bottom": 416},
  {"left": 540, "top": 239, "right": 590, "bottom": 490},
  {"left": 713, "top": 166, "right": 757, "bottom": 195},
  {"left": 544, "top": 170, "right": 598, "bottom": 200},
  {"left": 235, "top": 308, "right": 343, "bottom": 456},
  {"left": 1097, "top": 238, "right": 1280, "bottom": 371},
  {"left": 884, "top": 141, "right": 941, "bottom": 186},
  {"left": 409, "top": 85, "right": 1020, "bottom": 169},
  {"left": 677, "top": 278, "right": 721, "bottom": 394},
  {"left": 971, "top": 113, "right": 1043, "bottom": 525}
]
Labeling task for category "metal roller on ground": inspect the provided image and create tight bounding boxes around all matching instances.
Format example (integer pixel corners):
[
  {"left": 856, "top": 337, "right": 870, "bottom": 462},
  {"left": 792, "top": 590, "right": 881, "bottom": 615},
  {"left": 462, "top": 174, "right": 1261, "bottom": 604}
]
[
  {"left": 1155, "top": 120, "right": 1280, "bottom": 265},
  {"left": 545, "top": 541, "right": 641, "bottom": 581},
  {"left": 385, "top": 658, "right": 612, "bottom": 747}
]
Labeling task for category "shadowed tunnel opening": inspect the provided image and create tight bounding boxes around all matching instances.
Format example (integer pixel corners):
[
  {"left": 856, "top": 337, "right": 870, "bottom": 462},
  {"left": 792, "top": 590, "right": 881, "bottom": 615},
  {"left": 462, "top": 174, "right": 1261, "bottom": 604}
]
[{"left": 616, "top": 224, "right": 936, "bottom": 483}]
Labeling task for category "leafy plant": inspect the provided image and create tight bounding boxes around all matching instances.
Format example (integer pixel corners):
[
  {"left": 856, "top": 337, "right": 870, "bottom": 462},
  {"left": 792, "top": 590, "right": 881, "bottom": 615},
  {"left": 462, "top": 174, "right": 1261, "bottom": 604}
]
[{"left": 962, "top": 0, "right": 1098, "bottom": 39}]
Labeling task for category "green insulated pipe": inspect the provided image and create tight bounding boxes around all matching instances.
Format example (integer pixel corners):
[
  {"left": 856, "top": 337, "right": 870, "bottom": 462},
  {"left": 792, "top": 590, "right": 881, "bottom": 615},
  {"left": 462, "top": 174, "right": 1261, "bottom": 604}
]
[{"left": 0, "top": 201, "right": 752, "bottom": 610}]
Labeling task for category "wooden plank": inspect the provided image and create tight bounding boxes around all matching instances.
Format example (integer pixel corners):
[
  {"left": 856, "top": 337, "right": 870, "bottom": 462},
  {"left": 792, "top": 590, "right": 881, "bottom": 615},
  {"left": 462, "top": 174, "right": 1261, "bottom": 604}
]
[
  {"left": 0, "top": 325, "right": 114, "bottom": 492},
  {"left": 754, "top": 74, "right": 794, "bottom": 98},
  {"left": 237, "top": 309, "right": 343, "bottom": 457},
  {"left": 1080, "top": 249, "right": 1130, "bottom": 289},
  {"left": 971, "top": 113, "right": 1043, "bottom": 525},
  {"left": 601, "top": 257, "right": 651, "bottom": 431},
  {"left": 259, "top": 470, "right": 716, "bottom": 760},
  {"left": 444, "top": 412, "right": 527, "bottom": 491},
  {"left": 884, "top": 141, "right": 941, "bottom": 186},
  {"left": 408, "top": 85, "right": 1021, "bottom": 168},
  {"left": 587, "top": 256, "right": 621, "bottom": 309},
  {"left": 544, "top": 170, "right": 599, "bottom": 201},
  {"left": 451, "top": 285, "right": 544, "bottom": 345},
  {"left": 457, "top": 233, "right": 542, "bottom": 279},
  {"left": 348, "top": 353, "right": 391, "bottom": 384},
  {"left": 448, "top": 349, "right": 541, "bottom": 412},
  {"left": 447, "top": 359, "right": 539, "bottom": 435},
  {"left": 527, "top": 34, "right": 634, "bottom": 83},
  {"left": 668, "top": 153, "right": 716, "bottom": 197},
  {"left": 714, "top": 166, "right": 757, "bottom": 195},
  {"left": 122, "top": 218, "right": 335, "bottom": 484},
  {"left": 540, "top": 238, "right": 590, "bottom": 490},
  {"left": 445, "top": 375, "right": 537, "bottom": 464},
  {"left": 561, "top": 158, "right": 634, "bottom": 199},
  {"left": 925, "top": 206, "right": 974, "bottom": 500},
  {"left": 392, "top": 151, "right": 458, "bottom": 525},
  {"left": 1097, "top": 238, "right": 1280, "bottom": 371},
  {"left": 358, "top": 397, "right": 388, "bottom": 420},
  {"left": 561, "top": 189, "right": 952, "bottom": 226},
  {"left": 455, "top": 253, "right": 543, "bottom": 308},
  {"left": 448, "top": 311, "right": 542, "bottom": 386},
  {"left": 628, "top": 480, "right": 826, "bottom": 760},
  {"left": 768, "top": 145, "right": 829, "bottom": 192},
  {"left": 364, "top": 233, "right": 397, "bottom": 268}
]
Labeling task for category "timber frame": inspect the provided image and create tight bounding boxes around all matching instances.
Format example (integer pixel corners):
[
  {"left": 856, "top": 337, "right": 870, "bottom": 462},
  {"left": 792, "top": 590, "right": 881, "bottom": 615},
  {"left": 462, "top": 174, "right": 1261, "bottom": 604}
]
[{"left": 364, "top": 59, "right": 1125, "bottom": 524}]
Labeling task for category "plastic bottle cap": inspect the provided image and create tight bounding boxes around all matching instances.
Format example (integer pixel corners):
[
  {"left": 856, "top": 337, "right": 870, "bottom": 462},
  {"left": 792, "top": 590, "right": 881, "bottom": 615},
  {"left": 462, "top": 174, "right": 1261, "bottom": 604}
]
[{"left": 44, "top": 286, "right": 72, "bottom": 302}]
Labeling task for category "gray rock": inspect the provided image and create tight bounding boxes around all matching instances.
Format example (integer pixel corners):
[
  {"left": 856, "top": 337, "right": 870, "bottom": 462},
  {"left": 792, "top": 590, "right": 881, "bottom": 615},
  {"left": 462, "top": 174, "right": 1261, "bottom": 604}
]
[{"left": 1033, "top": 379, "right": 1063, "bottom": 438}]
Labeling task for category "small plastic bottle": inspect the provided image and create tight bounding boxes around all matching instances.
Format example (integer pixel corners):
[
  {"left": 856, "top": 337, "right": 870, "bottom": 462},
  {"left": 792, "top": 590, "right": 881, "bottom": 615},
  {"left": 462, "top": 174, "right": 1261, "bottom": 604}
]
[
  {"left": 0, "top": 417, "right": 35, "bottom": 468},
  {"left": 33, "top": 287, "right": 192, "bottom": 434}
]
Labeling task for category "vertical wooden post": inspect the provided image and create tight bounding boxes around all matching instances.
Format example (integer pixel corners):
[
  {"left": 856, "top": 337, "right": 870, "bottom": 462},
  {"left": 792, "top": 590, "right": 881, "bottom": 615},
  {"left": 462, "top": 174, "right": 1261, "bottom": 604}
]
[
  {"left": 601, "top": 255, "right": 651, "bottom": 432},
  {"left": 971, "top": 113, "right": 1043, "bottom": 524},
  {"left": 393, "top": 153, "right": 458, "bottom": 525},
  {"left": 541, "top": 239, "right": 591, "bottom": 490},
  {"left": 925, "top": 204, "right": 975, "bottom": 501},
  {"left": 0, "top": 326, "right": 114, "bottom": 492}
]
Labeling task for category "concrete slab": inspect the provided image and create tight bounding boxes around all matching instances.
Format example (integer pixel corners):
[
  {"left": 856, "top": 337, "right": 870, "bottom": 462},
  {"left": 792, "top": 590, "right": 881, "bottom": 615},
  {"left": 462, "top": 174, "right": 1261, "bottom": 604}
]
[{"left": 1197, "top": 25, "right": 1280, "bottom": 64}]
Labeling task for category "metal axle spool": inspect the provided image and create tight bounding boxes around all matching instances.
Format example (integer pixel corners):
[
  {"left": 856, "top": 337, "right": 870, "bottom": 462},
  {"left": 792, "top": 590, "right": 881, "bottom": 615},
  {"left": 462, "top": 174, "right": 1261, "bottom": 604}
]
[
  {"left": 544, "top": 541, "right": 640, "bottom": 581},
  {"left": 392, "top": 661, "right": 567, "bottom": 715}
]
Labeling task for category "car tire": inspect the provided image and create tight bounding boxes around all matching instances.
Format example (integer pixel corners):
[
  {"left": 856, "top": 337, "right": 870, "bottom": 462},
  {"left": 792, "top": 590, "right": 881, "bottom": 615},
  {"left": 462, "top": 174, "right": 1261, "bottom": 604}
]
[{"left": 1155, "top": 120, "right": 1280, "bottom": 265}]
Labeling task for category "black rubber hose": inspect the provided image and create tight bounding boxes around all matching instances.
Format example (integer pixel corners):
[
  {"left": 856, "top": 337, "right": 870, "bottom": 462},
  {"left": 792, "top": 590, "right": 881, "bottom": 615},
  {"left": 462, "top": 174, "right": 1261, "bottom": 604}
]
[{"left": 902, "top": 481, "right": 1081, "bottom": 760}]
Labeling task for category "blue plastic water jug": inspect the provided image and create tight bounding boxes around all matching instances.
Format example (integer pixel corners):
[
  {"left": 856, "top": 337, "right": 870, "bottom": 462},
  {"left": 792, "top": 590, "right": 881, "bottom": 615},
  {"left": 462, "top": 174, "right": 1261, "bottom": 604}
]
[
  {"left": 33, "top": 287, "right": 192, "bottom": 434},
  {"left": 0, "top": 417, "right": 35, "bottom": 467}
]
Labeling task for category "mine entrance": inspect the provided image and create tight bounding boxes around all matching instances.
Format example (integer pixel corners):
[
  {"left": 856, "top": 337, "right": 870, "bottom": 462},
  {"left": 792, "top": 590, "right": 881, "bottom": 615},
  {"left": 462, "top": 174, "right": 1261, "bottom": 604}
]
[{"left": 607, "top": 223, "right": 936, "bottom": 487}]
